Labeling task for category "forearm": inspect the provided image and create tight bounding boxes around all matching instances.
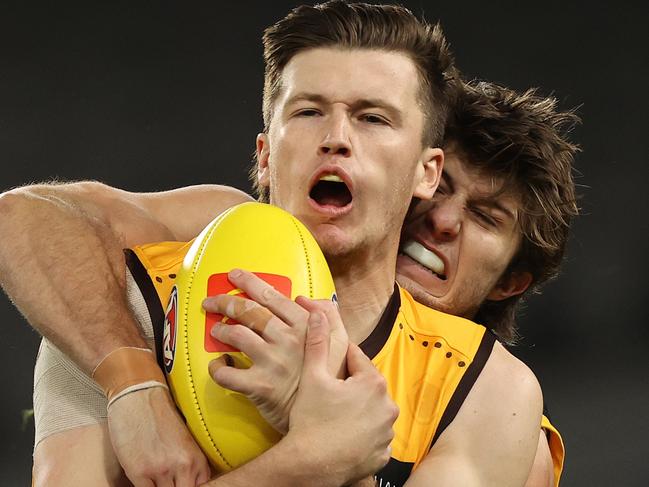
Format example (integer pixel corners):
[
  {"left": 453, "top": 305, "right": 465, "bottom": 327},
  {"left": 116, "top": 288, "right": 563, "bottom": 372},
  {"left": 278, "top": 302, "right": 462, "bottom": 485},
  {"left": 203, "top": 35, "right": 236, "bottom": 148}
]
[
  {"left": 0, "top": 186, "right": 147, "bottom": 373},
  {"left": 202, "top": 433, "right": 345, "bottom": 487},
  {"left": 351, "top": 475, "right": 377, "bottom": 487}
]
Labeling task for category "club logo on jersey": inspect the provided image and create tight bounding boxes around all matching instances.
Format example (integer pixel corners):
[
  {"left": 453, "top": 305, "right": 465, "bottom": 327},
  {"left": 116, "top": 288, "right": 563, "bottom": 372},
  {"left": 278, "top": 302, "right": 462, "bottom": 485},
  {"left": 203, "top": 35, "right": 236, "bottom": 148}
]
[
  {"left": 204, "top": 273, "right": 292, "bottom": 353},
  {"left": 163, "top": 285, "right": 178, "bottom": 374}
]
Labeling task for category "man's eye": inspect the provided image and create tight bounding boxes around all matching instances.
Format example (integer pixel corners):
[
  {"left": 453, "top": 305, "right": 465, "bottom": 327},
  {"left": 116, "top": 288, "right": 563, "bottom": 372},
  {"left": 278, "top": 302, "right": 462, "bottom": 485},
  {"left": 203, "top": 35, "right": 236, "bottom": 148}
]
[
  {"left": 473, "top": 209, "right": 496, "bottom": 226},
  {"left": 296, "top": 109, "right": 320, "bottom": 117},
  {"left": 361, "top": 114, "right": 388, "bottom": 125}
]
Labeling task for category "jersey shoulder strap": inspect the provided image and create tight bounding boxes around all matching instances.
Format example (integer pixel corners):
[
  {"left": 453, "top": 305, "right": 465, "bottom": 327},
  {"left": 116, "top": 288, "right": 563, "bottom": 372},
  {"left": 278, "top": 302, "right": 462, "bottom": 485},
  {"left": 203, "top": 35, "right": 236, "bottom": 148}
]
[{"left": 541, "top": 413, "right": 565, "bottom": 486}]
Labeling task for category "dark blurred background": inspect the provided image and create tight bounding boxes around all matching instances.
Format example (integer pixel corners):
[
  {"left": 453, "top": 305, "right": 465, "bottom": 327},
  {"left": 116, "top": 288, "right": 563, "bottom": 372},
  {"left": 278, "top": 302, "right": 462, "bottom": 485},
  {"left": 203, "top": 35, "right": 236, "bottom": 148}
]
[{"left": 1, "top": 1, "right": 647, "bottom": 485}]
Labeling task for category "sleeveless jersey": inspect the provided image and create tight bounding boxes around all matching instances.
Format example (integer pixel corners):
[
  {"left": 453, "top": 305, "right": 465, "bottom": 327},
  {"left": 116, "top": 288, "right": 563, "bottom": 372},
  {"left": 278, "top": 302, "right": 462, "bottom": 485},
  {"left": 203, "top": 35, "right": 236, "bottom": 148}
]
[{"left": 125, "top": 241, "right": 564, "bottom": 486}]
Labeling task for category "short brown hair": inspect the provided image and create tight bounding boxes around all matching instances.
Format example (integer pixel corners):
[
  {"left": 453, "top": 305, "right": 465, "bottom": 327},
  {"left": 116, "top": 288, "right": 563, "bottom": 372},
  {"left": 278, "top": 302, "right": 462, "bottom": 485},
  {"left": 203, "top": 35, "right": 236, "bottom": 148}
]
[
  {"left": 445, "top": 80, "right": 580, "bottom": 343},
  {"left": 251, "top": 1, "right": 458, "bottom": 201}
]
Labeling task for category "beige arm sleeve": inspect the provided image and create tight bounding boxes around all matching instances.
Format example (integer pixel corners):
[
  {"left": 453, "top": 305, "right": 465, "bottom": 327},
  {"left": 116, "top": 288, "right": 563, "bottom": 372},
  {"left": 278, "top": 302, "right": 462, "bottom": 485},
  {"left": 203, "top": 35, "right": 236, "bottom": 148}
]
[{"left": 33, "top": 269, "right": 156, "bottom": 447}]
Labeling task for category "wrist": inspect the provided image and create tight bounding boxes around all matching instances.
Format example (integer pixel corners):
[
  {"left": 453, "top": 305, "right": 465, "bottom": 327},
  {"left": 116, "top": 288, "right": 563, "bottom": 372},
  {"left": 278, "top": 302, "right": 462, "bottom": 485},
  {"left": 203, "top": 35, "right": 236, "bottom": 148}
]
[
  {"left": 92, "top": 347, "right": 167, "bottom": 405},
  {"left": 281, "top": 430, "right": 347, "bottom": 487}
]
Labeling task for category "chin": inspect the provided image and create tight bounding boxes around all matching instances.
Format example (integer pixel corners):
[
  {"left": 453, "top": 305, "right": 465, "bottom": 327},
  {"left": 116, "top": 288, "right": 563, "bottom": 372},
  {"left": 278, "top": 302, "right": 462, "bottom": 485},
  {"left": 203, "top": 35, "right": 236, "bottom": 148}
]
[
  {"left": 316, "top": 234, "right": 354, "bottom": 261},
  {"left": 397, "top": 274, "right": 457, "bottom": 315}
]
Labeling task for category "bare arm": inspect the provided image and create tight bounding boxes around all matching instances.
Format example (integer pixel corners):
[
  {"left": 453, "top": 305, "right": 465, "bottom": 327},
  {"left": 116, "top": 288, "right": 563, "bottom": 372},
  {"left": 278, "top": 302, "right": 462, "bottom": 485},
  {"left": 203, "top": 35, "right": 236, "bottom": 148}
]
[
  {"left": 405, "top": 343, "right": 543, "bottom": 487},
  {"left": 0, "top": 181, "right": 251, "bottom": 485},
  {"left": 524, "top": 432, "right": 554, "bottom": 487},
  {"left": 0, "top": 181, "right": 251, "bottom": 372}
]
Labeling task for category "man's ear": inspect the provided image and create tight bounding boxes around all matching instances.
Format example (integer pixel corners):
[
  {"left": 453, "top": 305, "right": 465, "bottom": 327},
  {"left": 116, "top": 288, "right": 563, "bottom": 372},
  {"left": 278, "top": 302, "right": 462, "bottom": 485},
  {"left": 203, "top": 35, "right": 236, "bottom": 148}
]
[
  {"left": 413, "top": 147, "right": 444, "bottom": 200},
  {"left": 256, "top": 133, "right": 270, "bottom": 188},
  {"left": 486, "top": 270, "right": 533, "bottom": 301}
]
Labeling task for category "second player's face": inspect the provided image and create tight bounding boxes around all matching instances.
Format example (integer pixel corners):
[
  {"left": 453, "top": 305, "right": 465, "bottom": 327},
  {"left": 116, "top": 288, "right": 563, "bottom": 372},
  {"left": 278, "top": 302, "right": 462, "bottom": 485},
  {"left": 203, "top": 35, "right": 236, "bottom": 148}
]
[
  {"left": 257, "top": 47, "right": 440, "bottom": 261},
  {"left": 397, "top": 151, "right": 529, "bottom": 318}
]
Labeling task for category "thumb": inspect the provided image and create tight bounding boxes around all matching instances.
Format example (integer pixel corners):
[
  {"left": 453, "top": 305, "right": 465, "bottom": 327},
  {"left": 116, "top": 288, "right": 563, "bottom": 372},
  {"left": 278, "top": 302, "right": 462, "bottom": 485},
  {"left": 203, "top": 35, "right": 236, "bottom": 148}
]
[
  {"left": 344, "top": 342, "right": 373, "bottom": 377},
  {"left": 303, "top": 311, "right": 330, "bottom": 377}
]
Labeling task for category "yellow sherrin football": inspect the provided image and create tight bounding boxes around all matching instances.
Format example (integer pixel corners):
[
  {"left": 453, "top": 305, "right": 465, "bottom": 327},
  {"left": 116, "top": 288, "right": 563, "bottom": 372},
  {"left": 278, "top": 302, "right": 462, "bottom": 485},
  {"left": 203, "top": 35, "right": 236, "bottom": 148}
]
[{"left": 163, "top": 202, "right": 336, "bottom": 472}]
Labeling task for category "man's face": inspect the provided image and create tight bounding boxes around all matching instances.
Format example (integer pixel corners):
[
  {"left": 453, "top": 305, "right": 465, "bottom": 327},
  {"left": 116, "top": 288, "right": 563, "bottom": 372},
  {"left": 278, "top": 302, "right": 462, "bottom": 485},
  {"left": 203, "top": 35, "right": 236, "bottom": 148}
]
[
  {"left": 397, "top": 151, "right": 531, "bottom": 318},
  {"left": 256, "top": 47, "right": 440, "bottom": 260}
]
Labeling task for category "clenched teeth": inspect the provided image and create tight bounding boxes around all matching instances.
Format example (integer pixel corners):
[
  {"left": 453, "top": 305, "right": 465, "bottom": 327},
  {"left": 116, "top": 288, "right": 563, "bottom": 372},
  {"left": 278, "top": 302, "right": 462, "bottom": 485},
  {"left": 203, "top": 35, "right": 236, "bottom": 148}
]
[{"left": 401, "top": 240, "right": 445, "bottom": 276}]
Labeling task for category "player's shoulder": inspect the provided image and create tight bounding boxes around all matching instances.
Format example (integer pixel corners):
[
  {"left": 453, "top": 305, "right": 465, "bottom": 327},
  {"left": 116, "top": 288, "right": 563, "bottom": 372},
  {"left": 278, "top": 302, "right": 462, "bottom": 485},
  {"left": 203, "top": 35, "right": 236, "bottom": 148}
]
[
  {"left": 141, "top": 183, "right": 252, "bottom": 208},
  {"left": 484, "top": 342, "right": 543, "bottom": 408},
  {"left": 133, "top": 184, "right": 254, "bottom": 243},
  {"left": 440, "top": 341, "right": 543, "bottom": 457}
]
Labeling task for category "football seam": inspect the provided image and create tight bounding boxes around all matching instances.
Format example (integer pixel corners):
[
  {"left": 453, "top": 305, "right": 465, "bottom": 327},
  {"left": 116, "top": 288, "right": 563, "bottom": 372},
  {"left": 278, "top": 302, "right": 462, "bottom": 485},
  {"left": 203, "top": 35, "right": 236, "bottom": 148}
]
[
  {"left": 290, "top": 218, "right": 314, "bottom": 298},
  {"left": 181, "top": 220, "right": 233, "bottom": 470}
]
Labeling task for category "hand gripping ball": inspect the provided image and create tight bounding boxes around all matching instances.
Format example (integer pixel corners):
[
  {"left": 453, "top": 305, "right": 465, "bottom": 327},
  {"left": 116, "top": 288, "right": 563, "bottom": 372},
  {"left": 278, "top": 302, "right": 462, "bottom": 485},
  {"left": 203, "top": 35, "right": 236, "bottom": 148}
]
[{"left": 162, "top": 202, "right": 336, "bottom": 471}]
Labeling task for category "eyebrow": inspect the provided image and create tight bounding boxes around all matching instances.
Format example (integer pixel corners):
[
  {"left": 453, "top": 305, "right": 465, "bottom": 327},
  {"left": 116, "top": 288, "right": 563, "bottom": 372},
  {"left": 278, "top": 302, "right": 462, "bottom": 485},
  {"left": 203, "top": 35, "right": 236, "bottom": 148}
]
[
  {"left": 284, "top": 92, "right": 403, "bottom": 124},
  {"left": 441, "top": 171, "right": 517, "bottom": 221},
  {"left": 284, "top": 92, "right": 328, "bottom": 106},
  {"left": 474, "top": 198, "right": 517, "bottom": 221}
]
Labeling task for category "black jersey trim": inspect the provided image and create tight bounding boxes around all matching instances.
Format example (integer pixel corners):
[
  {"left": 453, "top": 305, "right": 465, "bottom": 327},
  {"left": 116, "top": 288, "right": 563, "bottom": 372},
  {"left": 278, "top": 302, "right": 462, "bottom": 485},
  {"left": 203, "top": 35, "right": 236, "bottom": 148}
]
[
  {"left": 124, "top": 248, "right": 166, "bottom": 370},
  {"left": 374, "top": 457, "right": 413, "bottom": 487},
  {"left": 359, "top": 283, "right": 400, "bottom": 359},
  {"left": 429, "top": 329, "right": 497, "bottom": 447},
  {"left": 542, "top": 403, "right": 554, "bottom": 440},
  {"left": 543, "top": 402, "right": 551, "bottom": 421}
]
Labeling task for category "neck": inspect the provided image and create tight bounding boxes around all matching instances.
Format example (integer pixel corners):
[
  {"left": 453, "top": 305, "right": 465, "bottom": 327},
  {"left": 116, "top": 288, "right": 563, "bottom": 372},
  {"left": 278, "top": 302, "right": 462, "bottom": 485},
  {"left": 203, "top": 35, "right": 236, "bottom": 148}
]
[{"left": 328, "top": 243, "right": 398, "bottom": 345}]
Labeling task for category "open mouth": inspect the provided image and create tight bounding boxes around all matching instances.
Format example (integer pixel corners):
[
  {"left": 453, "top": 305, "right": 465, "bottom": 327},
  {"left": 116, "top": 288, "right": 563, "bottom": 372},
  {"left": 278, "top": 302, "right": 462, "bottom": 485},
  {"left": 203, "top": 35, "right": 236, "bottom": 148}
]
[
  {"left": 309, "top": 174, "right": 353, "bottom": 208},
  {"left": 400, "top": 240, "right": 447, "bottom": 280}
]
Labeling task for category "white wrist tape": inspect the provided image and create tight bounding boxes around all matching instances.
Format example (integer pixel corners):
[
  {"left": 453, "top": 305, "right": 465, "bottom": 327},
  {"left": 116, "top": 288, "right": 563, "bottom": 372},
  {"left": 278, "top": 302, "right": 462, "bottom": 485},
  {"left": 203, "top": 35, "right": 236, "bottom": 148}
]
[{"left": 107, "top": 380, "right": 169, "bottom": 409}]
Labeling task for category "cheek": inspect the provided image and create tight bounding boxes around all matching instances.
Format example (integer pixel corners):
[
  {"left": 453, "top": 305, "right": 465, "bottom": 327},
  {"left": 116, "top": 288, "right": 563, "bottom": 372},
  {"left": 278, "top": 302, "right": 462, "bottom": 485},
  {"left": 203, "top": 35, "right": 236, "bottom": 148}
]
[
  {"left": 460, "top": 234, "right": 512, "bottom": 282},
  {"left": 369, "top": 156, "right": 419, "bottom": 202}
]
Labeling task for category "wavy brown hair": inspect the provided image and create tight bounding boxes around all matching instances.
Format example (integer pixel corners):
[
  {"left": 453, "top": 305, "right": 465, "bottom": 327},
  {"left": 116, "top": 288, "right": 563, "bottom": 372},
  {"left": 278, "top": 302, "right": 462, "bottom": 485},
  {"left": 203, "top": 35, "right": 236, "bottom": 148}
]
[
  {"left": 446, "top": 80, "right": 580, "bottom": 343},
  {"left": 251, "top": 1, "right": 458, "bottom": 202}
]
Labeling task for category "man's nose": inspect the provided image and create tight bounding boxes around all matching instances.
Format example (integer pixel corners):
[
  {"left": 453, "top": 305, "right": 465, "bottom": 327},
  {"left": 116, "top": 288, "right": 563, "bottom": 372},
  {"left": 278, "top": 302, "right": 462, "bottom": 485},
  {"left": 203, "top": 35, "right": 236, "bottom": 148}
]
[
  {"left": 318, "top": 112, "right": 351, "bottom": 157},
  {"left": 426, "top": 199, "right": 462, "bottom": 241}
]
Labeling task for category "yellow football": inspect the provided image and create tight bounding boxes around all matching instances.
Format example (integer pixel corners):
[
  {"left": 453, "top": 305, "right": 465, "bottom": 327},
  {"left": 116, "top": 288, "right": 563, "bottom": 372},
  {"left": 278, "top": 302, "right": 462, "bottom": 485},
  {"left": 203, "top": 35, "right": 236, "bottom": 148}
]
[{"left": 163, "top": 202, "right": 336, "bottom": 471}]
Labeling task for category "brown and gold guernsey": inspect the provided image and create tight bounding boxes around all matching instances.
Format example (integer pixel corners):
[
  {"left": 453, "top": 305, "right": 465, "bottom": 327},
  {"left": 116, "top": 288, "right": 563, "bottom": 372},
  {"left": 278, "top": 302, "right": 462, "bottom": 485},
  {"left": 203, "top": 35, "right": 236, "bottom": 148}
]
[
  {"left": 124, "top": 241, "right": 565, "bottom": 486},
  {"left": 355, "top": 285, "right": 497, "bottom": 485}
]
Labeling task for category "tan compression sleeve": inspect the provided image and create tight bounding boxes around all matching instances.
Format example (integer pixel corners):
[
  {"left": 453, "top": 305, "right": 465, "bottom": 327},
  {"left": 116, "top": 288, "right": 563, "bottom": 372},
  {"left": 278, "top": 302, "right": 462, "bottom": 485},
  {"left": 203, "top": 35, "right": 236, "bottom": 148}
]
[{"left": 92, "top": 347, "right": 167, "bottom": 405}]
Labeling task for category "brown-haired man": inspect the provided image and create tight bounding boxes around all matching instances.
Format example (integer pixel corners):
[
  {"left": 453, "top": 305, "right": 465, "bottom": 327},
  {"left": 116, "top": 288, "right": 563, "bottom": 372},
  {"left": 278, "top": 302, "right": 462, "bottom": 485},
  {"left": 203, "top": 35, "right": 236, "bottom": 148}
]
[
  {"left": 0, "top": 3, "right": 547, "bottom": 486},
  {"left": 397, "top": 80, "right": 579, "bottom": 486},
  {"left": 400, "top": 80, "right": 579, "bottom": 343}
]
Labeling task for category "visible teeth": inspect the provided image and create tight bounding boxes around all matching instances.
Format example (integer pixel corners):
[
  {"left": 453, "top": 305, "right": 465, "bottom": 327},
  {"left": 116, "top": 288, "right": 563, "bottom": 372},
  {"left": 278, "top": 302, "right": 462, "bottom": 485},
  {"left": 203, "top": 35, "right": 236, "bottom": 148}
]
[
  {"left": 401, "top": 240, "right": 445, "bottom": 276},
  {"left": 319, "top": 174, "right": 344, "bottom": 183}
]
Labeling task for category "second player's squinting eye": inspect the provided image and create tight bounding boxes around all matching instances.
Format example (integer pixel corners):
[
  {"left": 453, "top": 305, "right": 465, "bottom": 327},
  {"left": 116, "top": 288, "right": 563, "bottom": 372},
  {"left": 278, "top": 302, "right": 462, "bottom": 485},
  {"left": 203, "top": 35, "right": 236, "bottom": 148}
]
[{"left": 471, "top": 207, "right": 499, "bottom": 227}]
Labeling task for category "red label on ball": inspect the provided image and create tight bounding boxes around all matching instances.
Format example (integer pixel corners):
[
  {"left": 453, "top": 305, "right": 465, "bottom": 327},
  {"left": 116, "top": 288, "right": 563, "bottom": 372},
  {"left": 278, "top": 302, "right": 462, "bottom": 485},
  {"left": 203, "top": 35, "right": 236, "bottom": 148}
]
[{"left": 205, "top": 273, "right": 292, "bottom": 353}]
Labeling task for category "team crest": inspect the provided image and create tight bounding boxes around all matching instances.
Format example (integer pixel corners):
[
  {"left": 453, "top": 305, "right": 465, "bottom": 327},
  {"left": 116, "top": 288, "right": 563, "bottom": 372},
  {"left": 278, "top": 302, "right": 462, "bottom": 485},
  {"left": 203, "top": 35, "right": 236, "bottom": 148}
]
[{"left": 163, "top": 286, "right": 178, "bottom": 374}]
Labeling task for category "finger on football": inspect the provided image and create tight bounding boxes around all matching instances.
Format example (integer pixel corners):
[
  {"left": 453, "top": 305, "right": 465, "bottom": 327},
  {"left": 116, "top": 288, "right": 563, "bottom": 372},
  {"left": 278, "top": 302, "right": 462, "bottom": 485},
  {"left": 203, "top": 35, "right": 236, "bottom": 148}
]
[
  {"left": 208, "top": 358, "right": 255, "bottom": 395},
  {"left": 228, "top": 269, "right": 308, "bottom": 327},
  {"left": 210, "top": 324, "right": 267, "bottom": 362}
]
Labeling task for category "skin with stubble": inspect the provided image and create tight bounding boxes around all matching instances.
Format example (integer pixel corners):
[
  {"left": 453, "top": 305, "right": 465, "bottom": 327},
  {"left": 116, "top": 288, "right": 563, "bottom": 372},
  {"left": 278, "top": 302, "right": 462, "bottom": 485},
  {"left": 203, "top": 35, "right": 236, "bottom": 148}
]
[
  {"left": 255, "top": 47, "right": 440, "bottom": 344},
  {"left": 397, "top": 149, "right": 532, "bottom": 319}
]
